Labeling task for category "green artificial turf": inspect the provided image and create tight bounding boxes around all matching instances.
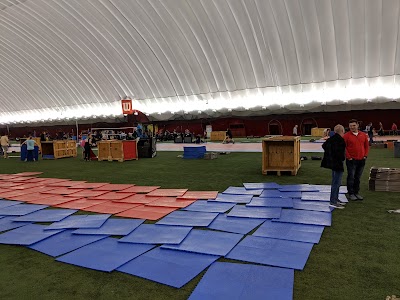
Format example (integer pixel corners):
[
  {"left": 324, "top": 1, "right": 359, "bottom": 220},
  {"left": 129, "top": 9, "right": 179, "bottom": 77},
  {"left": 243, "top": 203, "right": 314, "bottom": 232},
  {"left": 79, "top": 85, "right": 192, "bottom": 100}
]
[{"left": 0, "top": 149, "right": 399, "bottom": 300}]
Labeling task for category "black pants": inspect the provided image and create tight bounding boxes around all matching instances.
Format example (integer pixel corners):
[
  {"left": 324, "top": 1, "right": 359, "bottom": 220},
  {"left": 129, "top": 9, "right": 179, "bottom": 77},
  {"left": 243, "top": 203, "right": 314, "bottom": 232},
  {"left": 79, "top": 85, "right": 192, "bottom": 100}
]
[
  {"left": 84, "top": 147, "right": 91, "bottom": 161},
  {"left": 346, "top": 159, "right": 365, "bottom": 195}
]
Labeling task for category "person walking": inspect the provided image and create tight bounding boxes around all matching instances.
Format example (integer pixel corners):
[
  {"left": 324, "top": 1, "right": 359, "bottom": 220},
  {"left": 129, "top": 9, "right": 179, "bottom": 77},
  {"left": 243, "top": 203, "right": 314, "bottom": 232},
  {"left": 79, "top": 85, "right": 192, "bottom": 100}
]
[
  {"left": 321, "top": 124, "right": 346, "bottom": 209},
  {"left": 83, "top": 134, "right": 92, "bottom": 161},
  {"left": 0, "top": 133, "right": 9, "bottom": 159},
  {"left": 344, "top": 119, "right": 369, "bottom": 201},
  {"left": 366, "top": 122, "right": 374, "bottom": 145},
  {"left": 293, "top": 125, "right": 298, "bottom": 136}
]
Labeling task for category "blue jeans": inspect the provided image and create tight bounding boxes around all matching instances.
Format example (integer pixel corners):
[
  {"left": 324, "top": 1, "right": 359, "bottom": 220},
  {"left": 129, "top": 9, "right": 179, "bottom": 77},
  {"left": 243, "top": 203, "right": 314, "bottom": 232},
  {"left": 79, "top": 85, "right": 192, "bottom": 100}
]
[
  {"left": 330, "top": 170, "right": 343, "bottom": 204},
  {"left": 346, "top": 159, "right": 366, "bottom": 195}
]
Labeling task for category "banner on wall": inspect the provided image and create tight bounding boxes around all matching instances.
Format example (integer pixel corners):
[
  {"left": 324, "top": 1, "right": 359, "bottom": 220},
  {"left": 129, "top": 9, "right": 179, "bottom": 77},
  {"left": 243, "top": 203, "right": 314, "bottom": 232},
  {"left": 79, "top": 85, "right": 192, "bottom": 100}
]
[{"left": 121, "top": 99, "right": 133, "bottom": 115}]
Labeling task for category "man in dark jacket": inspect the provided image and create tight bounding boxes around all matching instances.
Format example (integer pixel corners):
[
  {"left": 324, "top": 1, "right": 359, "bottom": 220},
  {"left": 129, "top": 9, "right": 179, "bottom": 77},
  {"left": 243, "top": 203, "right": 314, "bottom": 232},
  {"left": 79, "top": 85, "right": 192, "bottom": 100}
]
[{"left": 321, "top": 124, "right": 346, "bottom": 209}]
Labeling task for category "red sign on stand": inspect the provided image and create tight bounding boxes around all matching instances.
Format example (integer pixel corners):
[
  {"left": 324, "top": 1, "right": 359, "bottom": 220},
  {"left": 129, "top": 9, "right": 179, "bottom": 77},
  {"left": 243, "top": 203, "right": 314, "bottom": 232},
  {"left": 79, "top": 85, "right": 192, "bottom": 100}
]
[{"left": 121, "top": 99, "right": 133, "bottom": 114}]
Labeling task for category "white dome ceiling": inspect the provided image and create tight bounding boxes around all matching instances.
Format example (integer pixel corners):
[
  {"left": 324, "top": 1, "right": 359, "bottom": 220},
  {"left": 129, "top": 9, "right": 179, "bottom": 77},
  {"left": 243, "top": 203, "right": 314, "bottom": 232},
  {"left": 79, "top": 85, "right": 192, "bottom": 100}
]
[{"left": 1, "top": 0, "right": 400, "bottom": 124}]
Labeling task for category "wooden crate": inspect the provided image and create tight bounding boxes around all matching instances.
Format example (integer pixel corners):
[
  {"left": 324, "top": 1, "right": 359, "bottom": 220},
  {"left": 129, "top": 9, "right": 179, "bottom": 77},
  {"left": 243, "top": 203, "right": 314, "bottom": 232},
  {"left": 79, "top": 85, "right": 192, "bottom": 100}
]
[
  {"left": 98, "top": 140, "right": 138, "bottom": 162},
  {"left": 41, "top": 140, "right": 77, "bottom": 159},
  {"left": 311, "top": 127, "right": 326, "bottom": 137},
  {"left": 210, "top": 131, "right": 226, "bottom": 141},
  {"left": 262, "top": 136, "right": 301, "bottom": 176}
]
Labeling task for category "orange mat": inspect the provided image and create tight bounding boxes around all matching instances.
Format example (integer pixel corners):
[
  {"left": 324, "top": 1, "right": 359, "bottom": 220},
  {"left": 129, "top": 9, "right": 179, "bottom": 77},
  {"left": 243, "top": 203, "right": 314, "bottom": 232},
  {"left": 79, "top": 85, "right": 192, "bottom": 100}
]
[
  {"left": 94, "top": 184, "right": 135, "bottom": 191},
  {"left": 68, "top": 182, "right": 109, "bottom": 189},
  {"left": 28, "top": 196, "right": 83, "bottom": 206},
  {"left": 82, "top": 202, "right": 140, "bottom": 214},
  {"left": 113, "top": 194, "right": 160, "bottom": 204},
  {"left": 115, "top": 205, "right": 178, "bottom": 220},
  {"left": 54, "top": 199, "right": 110, "bottom": 209},
  {"left": 41, "top": 188, "right": 85, "bottom": 195},
  {"left": 117, "top": 186, "right": 160, "bottom": 193},
  {"left": 146, "top": 198, "right": 196, "bottom": 208},
  {"left": 178, "top": 191, "right": 219, "bottom": 200},
  {"left": 27, "top": 178, "right": 72, "bottom": 185},
  {"left": 88, "top": 192, "right": 136, "bottom": 201},
  {"left": 146, "top": 189, "right": 188, "bottom": 197}
]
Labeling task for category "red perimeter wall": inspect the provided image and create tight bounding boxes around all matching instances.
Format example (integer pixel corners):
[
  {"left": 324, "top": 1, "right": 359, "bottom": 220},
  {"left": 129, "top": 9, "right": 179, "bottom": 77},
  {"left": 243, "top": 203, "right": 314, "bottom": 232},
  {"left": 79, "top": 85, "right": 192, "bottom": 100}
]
[{"left": 4, "top": 109, "right": 400, "bottom": 138}]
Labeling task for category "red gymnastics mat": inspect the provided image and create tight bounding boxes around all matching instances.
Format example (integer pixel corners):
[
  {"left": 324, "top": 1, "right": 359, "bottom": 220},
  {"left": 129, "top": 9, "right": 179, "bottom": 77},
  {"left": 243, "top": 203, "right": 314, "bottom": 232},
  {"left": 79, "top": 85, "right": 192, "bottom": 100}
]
[
  {"left": 20, "top": 178, "right": 52, "bottom": 184},
  {"left": 68, "top": 182, "right": 109, "bottom": 189},
  {"left": 117, "top": 186, "right": 160, "bottom": 193},
  {"left": 54, "top": 199, "right": 111, "bottom": 210},
  {"left": 28, "top": 196, "right": 84, "bottom": 206},
  {"left": 9, "top": 183, "right": 47, "bottom": 190},
  {"left": 93, "top": 184, "right": 135, "bottom": 191},
  {"left": 0, "top": 182, "right": 24, "bottom": 188},
  {"left": 13, "top": 172, "right": 43, "bottom": 176},
  {"left": 0, "top": 189, "right": 38, "bottom": 199},
  {"left": 41, "top": 188, "right": 85, "bottom": 195},
  {"left": 68, "top": 190, "right": 109, "bottom": 198},
  {"left": 25, "top": 178, "right": 72, "bottom": 185},
  {"left": 6, "top": 193, "right": 54, "bottom": 202},
  {"left": 146, "top": 189, "right": 188, "bottom": 197},
  {"left": 82, "top": 202, "right": 140, "bottom": 214},
  {"left": 47, "top": 181, "right": 87, "bottom": 187},
  {"left": 113, "top": 194, "right": 160, "bottom": 204},
  {"left": 146, "top": 198, "right": 196, "bottom": 208},
  {"left": 116, "top": 205, "right": 178, "bottom": 220},
  {"left": 178, "top": 191, "right": 219, "bottom": 200},
  {"left": 88, "top": 192, "right": 136, "bottom": 201},
  {"left": 11, "top": 176, "right": 42, "bottom": 182}
]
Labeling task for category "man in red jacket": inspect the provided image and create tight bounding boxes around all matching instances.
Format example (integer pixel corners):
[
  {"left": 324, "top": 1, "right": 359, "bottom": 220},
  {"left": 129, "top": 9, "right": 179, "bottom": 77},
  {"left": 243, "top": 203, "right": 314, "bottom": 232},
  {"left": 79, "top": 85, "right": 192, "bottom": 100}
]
[{"left": 343, "top": 119, "right": 369, "bottom": 201}]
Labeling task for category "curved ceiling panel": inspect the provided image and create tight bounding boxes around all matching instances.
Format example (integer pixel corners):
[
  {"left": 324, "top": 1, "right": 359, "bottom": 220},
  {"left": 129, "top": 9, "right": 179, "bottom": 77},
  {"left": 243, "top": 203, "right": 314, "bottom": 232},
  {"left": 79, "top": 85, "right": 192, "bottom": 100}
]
[{"left": 1, "top": 0, "right": 400, "bottom": 124}]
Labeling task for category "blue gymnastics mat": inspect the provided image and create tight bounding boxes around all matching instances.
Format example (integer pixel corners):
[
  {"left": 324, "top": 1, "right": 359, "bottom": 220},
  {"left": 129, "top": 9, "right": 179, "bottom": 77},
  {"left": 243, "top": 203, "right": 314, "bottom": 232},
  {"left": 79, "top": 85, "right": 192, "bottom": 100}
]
[
  {"left": 212, "top": 193, "right": 253, "bottom": 204},
  {"left": 274, "top": 209, "right": 332, "bottom": 226},
  {"left": 45, "top": 214, "right": 111, "bottom": 230},
  {"left": 243, "top": 182, "right": 281, "bottom": 190},
  {"left": 13, "top": 209, "right": 77, "bottom": 222},
  {"left": 301, "top": 192, "right": 348, "bottom": 203},
  {"left": 117, "top": 247, "right": 219, "bottom": 288},
  {"left": 72, "top": 219, "right": 144, "bottom": 236},
  {"left": 279, "top": 185, "right": 320, "bottom": 192},
  {"left": 0, "top": 216, "right": 32, "bottom": 232},
  {"left": 0, "top": 204, "right": 48, "bottom": 216},
  {"left": 310, "top": 185, "right": 347, "bottom": 194},
  {"left": 29, "top": 230, "right": 108, "bottom": 257},
  {"left": 0, "top": 200, "right": 22, "bottom": 209},
  {"left": 156, "top": 211, "right": 218, "bottom": 227},
  {"left": 119, "top": 224, "right": 192, "bottom": 244},
  {"left": 162, "top": 229, "right": 243, "bottom": 256},
  {"left": 259, "top": 190, "right": 301, "bottom": 198},
  {"left": 292, "top": 200, "right": 331, "bottom": 212},
  {"left": 253, "top": 220, "right": 325, "bottom": 244},
  {"left": 222, "top": 187, "right": 263, "bottom": 196},
  {"left": 227, "top": 206, "right": 281, "bottom": 219},
  {"left": 226, "top": 235, "right": 314, "bottom": 270},
  {"left": 188, "top": 262, "right": 294, "bottom": 300},
  {"left": 0, "top": 224, "right": 63, "bottom": 245},
  {"left": 56, "top": 237, "right": 154, "bottom": 272},
  {"left": 246, "top": 197, "right": 294, "bottom": 208},
  {"left": 207, "top": 214, "right": 265, "bottom": 234},
  {"left": 183, "top": 200, "right": 235, "bottom": 213}
]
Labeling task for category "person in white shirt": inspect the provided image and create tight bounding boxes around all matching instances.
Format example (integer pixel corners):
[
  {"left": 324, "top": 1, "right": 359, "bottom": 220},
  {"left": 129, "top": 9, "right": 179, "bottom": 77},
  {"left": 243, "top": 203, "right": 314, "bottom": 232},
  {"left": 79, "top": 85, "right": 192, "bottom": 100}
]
[{"left": 293, "top": 125, "right": 298, "bottom": 136}]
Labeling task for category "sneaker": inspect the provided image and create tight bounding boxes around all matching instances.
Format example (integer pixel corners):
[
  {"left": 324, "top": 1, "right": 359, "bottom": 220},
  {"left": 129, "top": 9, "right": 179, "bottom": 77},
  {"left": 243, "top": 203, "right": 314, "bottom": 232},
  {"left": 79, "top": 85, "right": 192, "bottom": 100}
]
[
  {"left": 348, "top": 194, "right": 358, "bottom": 201},
  {"left": 336, "top": 201, "right": 346, "bottom": 206},
  {"left": 329, "top": 203, "right": 345, "bottom": 209},
  {"left": 355, "top": 194, "right": 364, "bottom": 200},
  {"left": 24, "top": 159, "right": 27, "bottom": 162}
]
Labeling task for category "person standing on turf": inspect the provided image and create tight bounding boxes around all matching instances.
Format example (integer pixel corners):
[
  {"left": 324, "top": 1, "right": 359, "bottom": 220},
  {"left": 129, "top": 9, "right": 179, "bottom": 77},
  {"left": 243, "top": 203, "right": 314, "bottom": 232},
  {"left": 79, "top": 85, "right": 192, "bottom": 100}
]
[
  {"left": 321, "top": 124, "right": 346, "bottom": 209},
  {"left": 343, "top": 119, "right": 369, "bottom": 201}
]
